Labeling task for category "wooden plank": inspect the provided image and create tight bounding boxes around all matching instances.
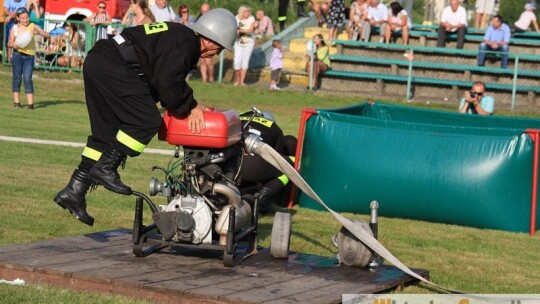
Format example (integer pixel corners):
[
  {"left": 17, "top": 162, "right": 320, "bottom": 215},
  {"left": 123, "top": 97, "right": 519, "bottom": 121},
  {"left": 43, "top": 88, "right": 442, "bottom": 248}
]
[{"left": 0, "top": 230, "right": 428, "bottom": 304}]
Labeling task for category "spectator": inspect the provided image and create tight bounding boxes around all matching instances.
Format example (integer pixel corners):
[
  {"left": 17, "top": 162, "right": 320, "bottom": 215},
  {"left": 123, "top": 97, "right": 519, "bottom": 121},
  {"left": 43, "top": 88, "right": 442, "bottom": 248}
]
[
  {"left": 512, "top": 3, "right": 539, "bottom": 33},
  {"left": 196, "top": 3, "right": 213, "bottom": 83},
  {"left": 385, "top": 1, "right": 410, "bottom": 44},
  {"left": 475, "top": 0, "right": 495, "bottom": 29},
  {"left": 254, "top": 10, "right": 275, "bottom": 38},
  {"left": 84, "top": 1, "right": 112, "bottom": 41},
  {"left": 195, "top": 2, "right": 210, "bottom": 21},
  {"left": 269, "top": 39, "right": 284, "bottom": 90},
  {"left": 311, "top": 0, "right": 330, "bottom": 27},
  {"left": 346, "top": 0, "right": 368, "bottom": 41},
  {"left": 0, "top": 0, "right": 4, "bottom": 62},
  {"left": 7, "top": 7, "right": 50, "bottom": 109},
  {"left": 478, "top": 15, "right": 510, "bottom": 69},
  {"left": 233, "top": 5, "right": 256, "bottom": 87},
  {"left": 150, "top": 0, "right": 175, "bottom": 22},
  {"left": 458, "top": 81, "right": 494, "bottom": 115},
  {"left": 4, "top": 0, "right": 28, "bottom": 61},
  {"left": 397, "top": 0, "right": 412, "bottom": 21},
  {"left": 360, "top": 0, "right": 388, "bottom": 43},
  {"left": 436, "top": 0, "right": 467, "bottom": 49},
  {"left": 26, "top": 0, "right": 43, "bottom": 29},
  {"left": 305, "top": 33, "right": 330, "bottom": 90},
  {"left": 174, "top": 4, "right": 195, "bottom": 25},
  {"left": 327, "top": 0, "right": 346, "bottom": 42},
  {"left": 122, "top": 0, "right": 154, "bottom": 27},
  {"left": 57, "top": 22, "right": 83, "bottom": 69}
]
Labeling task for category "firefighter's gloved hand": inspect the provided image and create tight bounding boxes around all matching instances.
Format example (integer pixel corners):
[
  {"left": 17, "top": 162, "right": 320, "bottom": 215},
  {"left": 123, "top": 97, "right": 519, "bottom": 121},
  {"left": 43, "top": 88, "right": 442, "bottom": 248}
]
[{"left": 188, "top": 104, "right": 206, "bottom": 134}]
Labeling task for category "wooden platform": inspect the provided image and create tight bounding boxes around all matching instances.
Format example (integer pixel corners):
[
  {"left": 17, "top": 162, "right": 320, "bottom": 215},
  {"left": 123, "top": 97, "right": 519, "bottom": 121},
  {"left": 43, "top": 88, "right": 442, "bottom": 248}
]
[{"left": 0, "top": 229, "right": 428, "bottom": 304}]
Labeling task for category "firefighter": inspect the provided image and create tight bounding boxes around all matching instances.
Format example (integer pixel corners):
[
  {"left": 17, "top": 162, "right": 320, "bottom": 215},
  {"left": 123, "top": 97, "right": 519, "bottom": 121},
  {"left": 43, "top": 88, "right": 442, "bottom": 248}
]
[
  {"left": 54, "top": 9, "right": 237, "bottom": 226},
  {"left": 239, "top": 111, "right": 298, "bottom": 214},
  {"left": 278, "top": 0, "right": 307, "bottom": 32}
]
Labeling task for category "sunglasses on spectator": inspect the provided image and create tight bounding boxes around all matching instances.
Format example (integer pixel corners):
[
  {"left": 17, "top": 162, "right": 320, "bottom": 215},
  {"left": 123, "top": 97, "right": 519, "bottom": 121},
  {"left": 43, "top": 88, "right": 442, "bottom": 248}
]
[
  {"left": 98, "top": 6, "right": 106, "bottom": 9},
  {"left": 182, "top": 10, "right": 189, "bottom": 13},
  {"left": 16, "top": 7, "right": 28, "bottom": 15},
  {"left": 470, "top": 91, "right": 484, "bottom": 96}
]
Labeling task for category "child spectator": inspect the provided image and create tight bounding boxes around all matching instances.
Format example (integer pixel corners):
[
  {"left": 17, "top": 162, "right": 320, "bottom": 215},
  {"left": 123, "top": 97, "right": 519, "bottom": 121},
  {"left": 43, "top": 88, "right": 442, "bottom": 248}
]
[
  {"left": 269, "top": 39, "right": 284, "bottom": 90},
  {"left": 512, "top": 3, "right": 539, "bottom": 33},
  {"left": 7, "top": 7, "right": 50, "bottom": 109}
]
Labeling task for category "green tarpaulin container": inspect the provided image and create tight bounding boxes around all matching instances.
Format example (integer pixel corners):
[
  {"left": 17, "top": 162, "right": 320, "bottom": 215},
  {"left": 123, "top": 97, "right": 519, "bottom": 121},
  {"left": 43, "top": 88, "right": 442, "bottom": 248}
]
[{"left": 298, "top": 102, "right": 540, "bottom": 234}]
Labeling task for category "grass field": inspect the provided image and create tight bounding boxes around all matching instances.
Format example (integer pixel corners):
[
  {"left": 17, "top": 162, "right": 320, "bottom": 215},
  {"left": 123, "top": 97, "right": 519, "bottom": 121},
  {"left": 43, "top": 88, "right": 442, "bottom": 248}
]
[{"left": 0, "top": 65, "right": 539, "bottom": 303}]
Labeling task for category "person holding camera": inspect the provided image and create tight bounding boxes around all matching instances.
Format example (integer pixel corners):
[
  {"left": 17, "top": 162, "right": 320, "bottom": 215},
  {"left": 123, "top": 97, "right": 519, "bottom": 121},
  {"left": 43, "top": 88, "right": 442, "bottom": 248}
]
[{"left": 458, "top": 81, "right": 494, "bottom": 116}]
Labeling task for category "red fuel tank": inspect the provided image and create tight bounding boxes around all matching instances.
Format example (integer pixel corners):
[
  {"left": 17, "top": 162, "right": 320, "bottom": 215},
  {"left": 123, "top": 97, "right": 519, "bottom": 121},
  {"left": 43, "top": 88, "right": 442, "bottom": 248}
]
[{"left": 159, "top": 109, "right": 242, "bottom": 148}]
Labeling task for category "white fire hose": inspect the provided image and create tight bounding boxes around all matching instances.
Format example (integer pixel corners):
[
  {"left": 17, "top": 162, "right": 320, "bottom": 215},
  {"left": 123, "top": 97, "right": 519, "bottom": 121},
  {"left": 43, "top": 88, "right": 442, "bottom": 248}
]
[{"left": 244, "top": 134, "right": 458, "bottom": 293}]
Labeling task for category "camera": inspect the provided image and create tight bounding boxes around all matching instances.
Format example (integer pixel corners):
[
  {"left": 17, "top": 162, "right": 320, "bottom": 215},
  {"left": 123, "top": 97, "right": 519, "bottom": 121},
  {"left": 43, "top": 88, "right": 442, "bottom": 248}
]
[{"left": 469, "top": 91, "right": 477, "bottom": 98}]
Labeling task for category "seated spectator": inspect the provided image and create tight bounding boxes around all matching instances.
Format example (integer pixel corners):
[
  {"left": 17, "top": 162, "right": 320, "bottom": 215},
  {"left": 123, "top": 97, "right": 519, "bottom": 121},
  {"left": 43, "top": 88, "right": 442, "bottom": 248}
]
[
  {"left": 512, "top": 3, "right": 539, "bottom": 33},
  {"left": 83, "top": 1, "right": 112, "bottom": 41},
  {"left": 474, "top": 0, "right": 495, "bottom": 29},
  {"left": 310, "top": 0, "right": 330, "bottom": 27},
  {"left": 305, "top": 33, "right": 330, "bottom": 90},
  {"left": 477, "top": 15, "right": 510, "bottom": 69},
  {"left": 346, "top": 0, "right": 368, "bottom": 40},
  {"left": 360, "top": 0, "right": 388, "bottom": 43},
  {"left": 57, "top": 22, "right": 83, "bottom": 69},
  {"left": 150, "top": 0, "right": 175, "bottom": 22},
  {"left": 174, "top": 4, "right": 195, "bottom": 25},
  {"left": 436, "top": 0, "right": 467, "bottom": 49},
  {"left": 458, "top": 81, "right": 494, "bottom": 115},
  {"left": 385, "top": 1, "right": 410, "bottom": 44},
  {"left": 254, "top": 9, "right": 275, "bottom": 38}
]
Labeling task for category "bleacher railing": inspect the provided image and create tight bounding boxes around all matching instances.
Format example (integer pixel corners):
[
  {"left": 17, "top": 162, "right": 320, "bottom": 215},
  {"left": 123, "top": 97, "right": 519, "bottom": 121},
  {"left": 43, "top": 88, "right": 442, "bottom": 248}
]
[{"left": 313, "top": 39, "right": 540, "bottom": 112}]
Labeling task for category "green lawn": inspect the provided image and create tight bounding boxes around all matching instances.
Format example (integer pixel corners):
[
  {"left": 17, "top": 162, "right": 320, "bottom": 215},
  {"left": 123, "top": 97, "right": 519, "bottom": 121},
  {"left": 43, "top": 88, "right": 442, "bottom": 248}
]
[{"left": 0, "top": 65, "right": 539, "bottom": 303}]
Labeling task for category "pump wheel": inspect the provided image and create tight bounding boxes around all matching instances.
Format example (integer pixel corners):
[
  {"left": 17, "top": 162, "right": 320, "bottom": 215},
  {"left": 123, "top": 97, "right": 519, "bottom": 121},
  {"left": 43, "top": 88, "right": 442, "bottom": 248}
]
[{"left": 270, "top": 212, "right": 292, "bottom": 258}]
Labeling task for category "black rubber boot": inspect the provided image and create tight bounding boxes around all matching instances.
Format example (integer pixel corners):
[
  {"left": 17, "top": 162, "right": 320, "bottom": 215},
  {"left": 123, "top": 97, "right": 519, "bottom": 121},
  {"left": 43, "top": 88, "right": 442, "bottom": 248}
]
[
  {"left": 89, "top": 147, "right": 132, "bottom": 195},
  {"left": 54, "top": 170, "right": 95, "bottom": 226},
  {"left": 279, "top": 21, "right": 285, "bottom": 32},
  {"left": 256, "top": 187, "right": 278, "bottom": 215}
]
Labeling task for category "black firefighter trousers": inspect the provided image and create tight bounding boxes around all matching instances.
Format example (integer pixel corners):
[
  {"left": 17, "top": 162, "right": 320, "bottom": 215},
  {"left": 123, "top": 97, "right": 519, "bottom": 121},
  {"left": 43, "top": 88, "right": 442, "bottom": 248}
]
[{"left": 80, "top": 51, "right": 162, "bottom": 172}]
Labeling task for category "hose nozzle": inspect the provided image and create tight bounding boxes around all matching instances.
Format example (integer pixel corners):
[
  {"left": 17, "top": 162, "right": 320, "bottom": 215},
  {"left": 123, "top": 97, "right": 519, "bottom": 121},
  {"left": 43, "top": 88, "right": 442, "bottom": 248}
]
[{"left": 244, "top": 134, "right": 264, "bottom": 155}]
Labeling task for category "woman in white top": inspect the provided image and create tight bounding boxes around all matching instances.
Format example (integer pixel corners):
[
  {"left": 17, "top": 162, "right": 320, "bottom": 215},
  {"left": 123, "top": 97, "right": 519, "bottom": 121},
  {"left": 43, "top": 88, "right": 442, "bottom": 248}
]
[
  {"left": 385, "top": 1, "right": 410, "bottom": 44},
  {"left": 233, "top": 5, "right": 255, "bottom": 86},
  {"left": 346, "top": 0, "right": 368, "bottom": 40},
  {"left": 84, "top": 1, "right": 112, "bottom": 41},
  {"left": 121, "top": 0, "right": 155, "bottom": 27},
  {"left": 513, "top": 3, "right": 539, "bottom": 33}
]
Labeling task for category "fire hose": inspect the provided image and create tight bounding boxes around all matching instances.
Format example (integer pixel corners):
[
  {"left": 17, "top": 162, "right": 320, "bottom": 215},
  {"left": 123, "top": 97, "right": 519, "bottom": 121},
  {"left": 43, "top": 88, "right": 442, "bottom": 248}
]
[{"left": 244, "top": 134, "right": 460, "bottom": 293}]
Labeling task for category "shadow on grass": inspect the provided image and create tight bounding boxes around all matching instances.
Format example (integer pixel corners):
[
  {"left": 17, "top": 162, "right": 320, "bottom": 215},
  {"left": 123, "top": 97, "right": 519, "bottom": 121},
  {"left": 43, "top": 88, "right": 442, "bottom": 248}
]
[
  {"left": 36, "top": 100, "right": 83, "bottom": 108},
  {"left": 291, "top": 230, "right": 336, "bottom": 254}
]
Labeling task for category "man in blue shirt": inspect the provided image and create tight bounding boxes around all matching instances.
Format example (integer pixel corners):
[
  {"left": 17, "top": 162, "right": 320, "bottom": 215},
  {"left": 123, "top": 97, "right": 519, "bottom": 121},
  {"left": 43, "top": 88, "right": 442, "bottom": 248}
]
[
  {"left": 3, "top": 0, "right": 27, "bottom": 60},
  {"left": 477, "top": 15, "right": 511, "bottom": 68},
  {"left": 458, "top": 81, "right": 494, "bottom": 115}
]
